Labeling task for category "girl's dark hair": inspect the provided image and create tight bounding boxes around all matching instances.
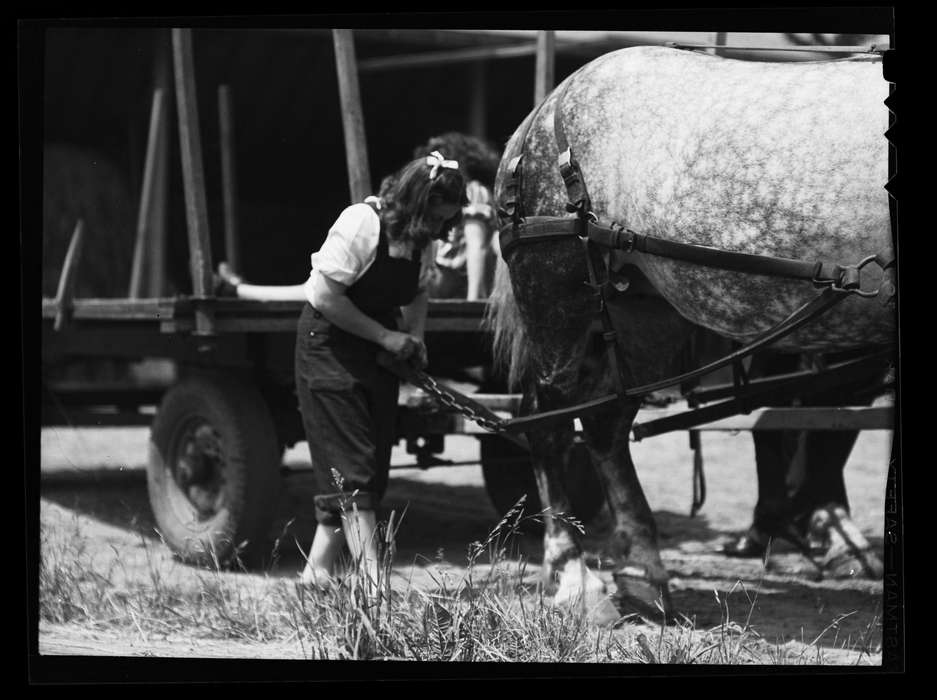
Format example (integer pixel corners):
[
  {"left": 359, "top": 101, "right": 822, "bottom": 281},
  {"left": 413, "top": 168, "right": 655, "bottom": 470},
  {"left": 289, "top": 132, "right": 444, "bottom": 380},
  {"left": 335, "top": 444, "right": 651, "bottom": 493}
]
[
  {"left": 380, "top": 155, "right": 467, "bottom": 248},
  {"left": 411, "top": 132, "right": 502, "bottom": 190}
]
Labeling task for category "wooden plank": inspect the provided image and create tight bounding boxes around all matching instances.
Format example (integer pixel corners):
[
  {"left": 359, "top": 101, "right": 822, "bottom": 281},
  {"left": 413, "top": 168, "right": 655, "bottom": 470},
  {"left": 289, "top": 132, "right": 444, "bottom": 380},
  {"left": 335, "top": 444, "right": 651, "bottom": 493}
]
[
  {"left": 332, "top": 29, "right": 371, "bottom": 203},
  {"left": 218, "top": 84, "right": 241, "bottom": 271},
  {"left": 358, "top": 43, "right": 538, "bottom": 72},
  {"left": 424, "top": 318, "right": 486, "bottom": 333},
  {"left": 634, "top": 406, "right": 894, "bottom": 433},
  {"left": 172, "top": 28, "right": 215, "bottom": 335},
  {"left": 42, "top": 297, "right": 177, "bottom": 321},
  {"left": 52, "top": 220, "right": 85, "bottom": 332},
  {"left": 128, "top": 88, "right": 165, "bottom": 299},
  {"left": 534, "top": 31, "right": 555, "bottom": 105}
]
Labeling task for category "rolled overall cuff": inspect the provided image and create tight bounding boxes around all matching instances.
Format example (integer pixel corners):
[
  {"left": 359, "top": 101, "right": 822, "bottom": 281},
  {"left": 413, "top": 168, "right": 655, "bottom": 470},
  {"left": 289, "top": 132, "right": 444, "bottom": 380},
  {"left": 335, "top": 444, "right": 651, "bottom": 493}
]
[{"left": 314, "top": 491, "right": 380, "bottom": 526}]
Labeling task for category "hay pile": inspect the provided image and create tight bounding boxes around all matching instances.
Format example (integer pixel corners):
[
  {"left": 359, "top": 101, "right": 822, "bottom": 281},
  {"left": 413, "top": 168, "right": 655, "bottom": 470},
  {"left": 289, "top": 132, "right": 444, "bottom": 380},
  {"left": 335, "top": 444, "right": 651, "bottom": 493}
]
[{"left": 43, "top": 143, "right": 135, "bottom": 298}]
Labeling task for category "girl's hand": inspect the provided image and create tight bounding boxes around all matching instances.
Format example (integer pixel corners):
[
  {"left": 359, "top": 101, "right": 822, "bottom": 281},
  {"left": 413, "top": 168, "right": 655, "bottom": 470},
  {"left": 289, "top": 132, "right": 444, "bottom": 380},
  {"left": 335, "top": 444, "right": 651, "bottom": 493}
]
[
  {"left": 213, "top": 262, "right": 245, "bottom": 297},
  {"left": 380, "top": 331, "right": 426, "bottom": 366}
]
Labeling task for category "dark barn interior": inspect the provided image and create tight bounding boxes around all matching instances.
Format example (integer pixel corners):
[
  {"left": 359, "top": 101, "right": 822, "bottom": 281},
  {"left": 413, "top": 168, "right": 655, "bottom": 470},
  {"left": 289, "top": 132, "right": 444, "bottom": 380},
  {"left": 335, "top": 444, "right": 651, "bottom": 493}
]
[
  {"left": 40, "top": 27, "right": 888, "bottom": 298},
  {"left": 41, "top": 28, "right": 594, "bottom": 296}
]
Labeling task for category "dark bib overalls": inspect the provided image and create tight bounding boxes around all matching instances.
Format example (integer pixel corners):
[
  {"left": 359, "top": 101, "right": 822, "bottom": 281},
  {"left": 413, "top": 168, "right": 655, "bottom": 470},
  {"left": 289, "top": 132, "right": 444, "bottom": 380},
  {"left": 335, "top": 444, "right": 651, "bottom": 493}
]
[{"left": 295, "top": 201, "right": 422, "bottom": 526}]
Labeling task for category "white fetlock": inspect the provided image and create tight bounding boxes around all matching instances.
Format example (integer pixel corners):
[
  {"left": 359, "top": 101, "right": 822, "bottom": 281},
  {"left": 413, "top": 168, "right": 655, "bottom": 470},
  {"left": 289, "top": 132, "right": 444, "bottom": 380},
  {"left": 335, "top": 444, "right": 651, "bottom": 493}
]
[
  {"left": 552, "top": 560, "right": 620, "bottom": 626},
  {"left": 552, "top": 559, "right": 606, "bottom": 607}
]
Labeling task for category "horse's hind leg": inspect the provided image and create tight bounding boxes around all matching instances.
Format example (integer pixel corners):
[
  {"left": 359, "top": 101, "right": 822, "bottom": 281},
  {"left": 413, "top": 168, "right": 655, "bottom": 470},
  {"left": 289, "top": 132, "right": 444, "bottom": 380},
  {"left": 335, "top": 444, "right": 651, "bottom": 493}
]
[
  {"left": 527, "top": 381, "right": 621, "bottom": 625},
  {"left": 580, "top": 403, "right": 673, "bottom": 620}
]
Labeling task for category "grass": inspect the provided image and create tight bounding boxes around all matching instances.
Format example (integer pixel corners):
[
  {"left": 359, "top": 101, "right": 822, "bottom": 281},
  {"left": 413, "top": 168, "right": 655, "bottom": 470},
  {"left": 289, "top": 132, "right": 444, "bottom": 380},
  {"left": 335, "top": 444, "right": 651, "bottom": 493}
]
[{"left": 38, "top": 499, "right": 883, "bottom": 664}]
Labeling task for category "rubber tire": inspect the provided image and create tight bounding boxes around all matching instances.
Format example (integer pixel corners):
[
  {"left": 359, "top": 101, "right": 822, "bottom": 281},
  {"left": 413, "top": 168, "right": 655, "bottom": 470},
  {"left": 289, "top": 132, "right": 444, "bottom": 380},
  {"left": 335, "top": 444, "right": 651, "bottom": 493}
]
[
  {"left": 147, "top": 373, "right": 281, "bottom": 569},
  {"left": 479, "top": 436, "right": 605, "bottom": 526}
]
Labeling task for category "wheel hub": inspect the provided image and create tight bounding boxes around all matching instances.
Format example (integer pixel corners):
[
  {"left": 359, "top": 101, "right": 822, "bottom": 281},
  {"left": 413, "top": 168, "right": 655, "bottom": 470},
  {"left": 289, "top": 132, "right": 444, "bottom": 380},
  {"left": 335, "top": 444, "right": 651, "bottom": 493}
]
[{"left": 173, "top": 420, "right": 226, "bottom": 519}]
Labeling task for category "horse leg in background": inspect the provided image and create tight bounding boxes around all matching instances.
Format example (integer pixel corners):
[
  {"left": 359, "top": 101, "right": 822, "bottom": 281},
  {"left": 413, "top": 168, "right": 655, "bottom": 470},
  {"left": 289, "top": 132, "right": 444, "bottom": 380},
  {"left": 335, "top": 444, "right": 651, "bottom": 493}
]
[
  {"left": 526, "top": 379, "right": 621, "bottom": 625},
  {"left": 729, "top": 352, "right": 884, "bottom": 579},
  {"left": 725, "top": 353, "right": 805, "bottom": 557},
  {"left": 798, "top": 358, "right": 885, "bottom": 579}
]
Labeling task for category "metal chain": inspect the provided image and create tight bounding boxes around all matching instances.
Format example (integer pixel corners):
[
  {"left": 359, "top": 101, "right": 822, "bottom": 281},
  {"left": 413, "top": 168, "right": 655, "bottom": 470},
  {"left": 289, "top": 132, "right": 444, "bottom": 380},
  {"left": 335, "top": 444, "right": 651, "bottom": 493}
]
[{"left": 408, "top": 371, "right": 506, "bottom": 433}]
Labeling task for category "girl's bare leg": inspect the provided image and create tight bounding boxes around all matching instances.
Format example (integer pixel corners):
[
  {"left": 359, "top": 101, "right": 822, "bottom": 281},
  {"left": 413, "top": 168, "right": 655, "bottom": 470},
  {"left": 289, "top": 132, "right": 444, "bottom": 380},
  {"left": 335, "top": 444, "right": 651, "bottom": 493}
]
[
  {"left": 342, "top": 509, "right": 381, "bottom": 588},
  {"left": 300, "top": 523, "right": 345, "bottom": 585}
]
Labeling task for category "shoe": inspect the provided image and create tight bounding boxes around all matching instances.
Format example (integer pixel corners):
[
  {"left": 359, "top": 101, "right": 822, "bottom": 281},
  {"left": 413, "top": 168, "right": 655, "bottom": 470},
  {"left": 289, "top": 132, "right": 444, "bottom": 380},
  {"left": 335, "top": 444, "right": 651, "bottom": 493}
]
[
  {"left": 723, "top": 522, "right": 812, "bottom": 558},
  {"left": 722, "top": 527, "right": 769, "bottom": 558}
]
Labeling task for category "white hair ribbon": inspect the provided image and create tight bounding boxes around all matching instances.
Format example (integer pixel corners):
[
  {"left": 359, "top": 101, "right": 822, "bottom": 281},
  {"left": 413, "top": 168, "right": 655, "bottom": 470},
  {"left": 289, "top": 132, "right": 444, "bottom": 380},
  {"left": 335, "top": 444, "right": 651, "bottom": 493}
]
[{"left": 426, "top": 150, "right": 459, "bottom": 180}]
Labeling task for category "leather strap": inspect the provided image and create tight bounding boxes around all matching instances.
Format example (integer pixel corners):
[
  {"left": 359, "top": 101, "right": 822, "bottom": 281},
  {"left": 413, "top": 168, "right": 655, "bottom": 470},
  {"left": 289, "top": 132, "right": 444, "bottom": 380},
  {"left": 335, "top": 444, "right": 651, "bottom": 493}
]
[
  {"left": 501, "top": 285, "right": 851, "bottom": 433},
  {"left": 580, "top": 237, "right": 628, "bottom": 395},
  {"left": 499, "top": 215, "right": 884, "bottom": 288}
]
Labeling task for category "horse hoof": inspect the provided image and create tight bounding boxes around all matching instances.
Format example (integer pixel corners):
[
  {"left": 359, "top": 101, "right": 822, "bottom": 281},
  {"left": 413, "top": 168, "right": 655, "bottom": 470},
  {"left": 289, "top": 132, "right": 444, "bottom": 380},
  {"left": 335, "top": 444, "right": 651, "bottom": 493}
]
[
  {"left": 809, "top": 504, "right": 883, "bottom": 579},
  {"left": 552, "top": 584, "right": 620, "bottom": 626},
  {"left": 585, "top": 595, "right": 622, "bottom": 627},
  {"left": 613, "top": 567, "right": 674, "bottom": 623},
  {"left": 823, "top": 549, "right": 884, "bottom": 579}
]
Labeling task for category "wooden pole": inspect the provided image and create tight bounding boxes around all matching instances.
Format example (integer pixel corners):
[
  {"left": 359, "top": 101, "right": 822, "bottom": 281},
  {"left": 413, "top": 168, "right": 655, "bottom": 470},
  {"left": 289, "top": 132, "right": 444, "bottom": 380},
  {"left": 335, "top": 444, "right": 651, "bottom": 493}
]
[
  {"left": 172, "top": 28, "right": 215, "bottom": 335},
  {"left": 713, "top": 31, "right": 727, "bottom": 57},
  {"left": 128, "top": 88, "right": 165, "bottom": 299},
  {"left": 468, "top": 61, "right": 486, "bottom": 139},
  {"left": 332, "top": 29, "right": 371, "bottom": 203},
  {"left": 54, "top": 220, "right": 85, "bottom": 332},
  {"left": 147, "top": 33, "right": 172, "bottom": 298},
  {"left": 534, "top": 30, "right": 555, "bottom": 106},
  {"left": 358, "top": 42, "right": 539, "bottom": 72},
  {"left": 218, "top": 84, "right": 240, "bottom": 272}
]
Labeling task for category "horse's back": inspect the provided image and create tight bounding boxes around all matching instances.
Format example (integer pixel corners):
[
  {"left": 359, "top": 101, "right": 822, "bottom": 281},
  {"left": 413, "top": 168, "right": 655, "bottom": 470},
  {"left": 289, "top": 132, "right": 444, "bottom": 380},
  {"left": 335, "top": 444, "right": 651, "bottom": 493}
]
[{"left": 503, "top": 46, "right": 894, "bottom": 350}]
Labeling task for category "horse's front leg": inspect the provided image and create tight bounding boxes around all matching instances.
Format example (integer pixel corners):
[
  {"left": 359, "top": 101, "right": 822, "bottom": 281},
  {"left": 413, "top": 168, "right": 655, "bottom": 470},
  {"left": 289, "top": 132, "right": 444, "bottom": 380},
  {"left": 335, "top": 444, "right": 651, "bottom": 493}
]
[
  {"left": 580, "top": 404, "right": 673, "bottom": 620},
  {"left": 527, "top": 379, "right": 621, "bottom": 625}
]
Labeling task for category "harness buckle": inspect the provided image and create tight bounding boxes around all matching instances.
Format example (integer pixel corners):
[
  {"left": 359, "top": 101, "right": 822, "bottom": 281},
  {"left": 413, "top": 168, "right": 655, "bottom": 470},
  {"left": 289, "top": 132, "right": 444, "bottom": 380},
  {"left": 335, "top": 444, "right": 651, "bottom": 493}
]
[
  {"left": 558, "top": 148, "right": 591, "bottom": 216},
  {"left": 557, "top": 148, "right": 572, "bottom": 170},
  {"left": 812, "top": 255, "right": 886, "bottom": 298},
  {"left": 609, "top": 222, "right": 636, "bottom": 253}
]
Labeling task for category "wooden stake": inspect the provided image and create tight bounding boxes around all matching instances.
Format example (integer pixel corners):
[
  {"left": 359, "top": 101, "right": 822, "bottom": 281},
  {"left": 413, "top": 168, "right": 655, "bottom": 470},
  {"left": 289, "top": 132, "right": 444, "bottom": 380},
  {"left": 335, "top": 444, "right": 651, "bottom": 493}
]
[
  {"left": 713, "top": 31, "right": 727, "bottom": 57},
  {"left": 172, "top": 28, "right": 215, "bottom": 335},
  {"left": 468, "top": 61, "right": 486, "bottom": 139},
  {"left": 534, "top": 31, "right": 555, "bottom": 106},
  {"left": 128, "top": 88, "right": 165, "bottom": 299},
  {"left": 147, "top": 33, "right": 172, "bottom": 298},
  {"left": 54, "top": 220, "right": 85, "bottom": 332},
  {"left": 218, "top": 84, "right": 240, "bottom": 272},
  {"left": 332, "top": 29, "right": 371, "bottom": 203}
]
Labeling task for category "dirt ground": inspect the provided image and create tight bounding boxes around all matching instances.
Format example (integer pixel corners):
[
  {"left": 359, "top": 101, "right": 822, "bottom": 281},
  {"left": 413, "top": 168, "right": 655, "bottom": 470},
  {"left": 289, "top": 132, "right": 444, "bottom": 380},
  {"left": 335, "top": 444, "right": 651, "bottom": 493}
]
[{"left": 37, "top": 407, "right": 892, "bottom": 664}]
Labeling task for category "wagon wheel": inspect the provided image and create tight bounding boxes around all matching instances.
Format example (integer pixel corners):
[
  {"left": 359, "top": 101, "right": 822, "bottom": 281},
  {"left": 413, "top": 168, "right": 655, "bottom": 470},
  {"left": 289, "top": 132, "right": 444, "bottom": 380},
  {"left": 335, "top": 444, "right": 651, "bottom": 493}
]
[
  {"left": 478, "top": 435, "right": 604, "bottom": 527},
  {"left": 147, "top": 373, "right": 281, "bottom": 569}
]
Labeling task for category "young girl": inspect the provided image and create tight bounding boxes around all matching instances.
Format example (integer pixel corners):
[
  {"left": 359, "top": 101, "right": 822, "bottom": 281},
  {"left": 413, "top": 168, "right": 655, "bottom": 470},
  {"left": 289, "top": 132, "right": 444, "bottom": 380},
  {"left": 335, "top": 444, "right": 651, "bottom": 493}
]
[
  {"left": 412, "top": 132, "right": 501, "bottom": 301},
  {"left": 218, "top": 152, "right": 466, "bottom": 587}
]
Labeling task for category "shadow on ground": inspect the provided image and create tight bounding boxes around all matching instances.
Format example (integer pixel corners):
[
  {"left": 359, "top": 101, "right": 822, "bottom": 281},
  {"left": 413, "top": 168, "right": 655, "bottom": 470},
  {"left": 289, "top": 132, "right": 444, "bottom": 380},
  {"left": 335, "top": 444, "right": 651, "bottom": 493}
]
[{"left": 667, "top": 581, "right": 883, "bottom": 654}]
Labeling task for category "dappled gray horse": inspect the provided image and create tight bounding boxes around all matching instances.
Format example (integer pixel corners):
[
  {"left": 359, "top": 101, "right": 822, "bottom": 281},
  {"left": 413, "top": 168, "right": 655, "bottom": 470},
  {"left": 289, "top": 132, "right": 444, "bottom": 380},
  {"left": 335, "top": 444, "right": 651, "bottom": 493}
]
[{"left": 487, "top": 46, "right": 894, "bottom": 620}]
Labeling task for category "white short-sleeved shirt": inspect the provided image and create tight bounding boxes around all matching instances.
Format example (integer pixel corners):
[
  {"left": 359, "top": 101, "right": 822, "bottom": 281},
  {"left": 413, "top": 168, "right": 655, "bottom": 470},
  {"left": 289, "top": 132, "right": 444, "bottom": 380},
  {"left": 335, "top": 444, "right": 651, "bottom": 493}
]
[{"left": 308, "top": 197, "right": 435, "bottom": 292}]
